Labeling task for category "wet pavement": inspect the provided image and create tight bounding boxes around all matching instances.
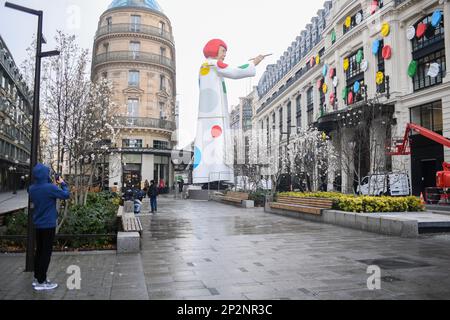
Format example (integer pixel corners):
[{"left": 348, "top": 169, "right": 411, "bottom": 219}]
[
  {"left": 140, "top": 198, "right": 450, "bottom": 300},
  {"left": 1, "top": 197, "right": 450, "bottom": 300}
]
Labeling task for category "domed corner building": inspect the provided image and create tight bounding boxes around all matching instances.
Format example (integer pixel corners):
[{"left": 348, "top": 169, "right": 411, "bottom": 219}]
[{"left": 91, "top": 0, "right": 177, "bottom": 193}]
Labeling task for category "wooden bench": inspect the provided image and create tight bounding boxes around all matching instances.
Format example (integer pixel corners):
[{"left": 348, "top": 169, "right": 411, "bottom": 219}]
[
  {"left": 222, "top": 191, "right": 249, "bottom": 204},
  {"left": 270, "top": 196, "right": 334, "bottom": 216},
  {"left": 117, "top": 206, "right": 143, "bottom": 234}
]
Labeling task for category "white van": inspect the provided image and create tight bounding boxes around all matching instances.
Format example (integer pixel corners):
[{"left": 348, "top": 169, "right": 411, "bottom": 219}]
[{"left": 358, "top": 172, "right": 411, "bottom": 196}]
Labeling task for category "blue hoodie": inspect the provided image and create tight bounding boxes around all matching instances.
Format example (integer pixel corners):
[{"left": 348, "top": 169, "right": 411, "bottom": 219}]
[{"left": 28, "top": 164, "right": 70, "bottom": 229}]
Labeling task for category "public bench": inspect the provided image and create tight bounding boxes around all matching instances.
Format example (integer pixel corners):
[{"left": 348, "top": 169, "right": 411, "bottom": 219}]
[
  {"left": 116, "top": 205, "right": 142, "bottom": 253},
  {"left": 212, "top": 191, "right": 254, "bottom": 208},
  {"left": 270, "top": 195, "right": 334, "bottom": 216}
]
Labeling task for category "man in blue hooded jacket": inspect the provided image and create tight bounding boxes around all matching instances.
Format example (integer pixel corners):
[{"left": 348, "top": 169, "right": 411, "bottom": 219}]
[{"left": 28, "top": 163, "right": 70, "bottom": 291}]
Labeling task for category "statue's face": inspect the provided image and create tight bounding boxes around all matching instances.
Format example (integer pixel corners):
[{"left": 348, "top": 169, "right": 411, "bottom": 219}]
[{"left": 217, "top": 46, "right": 227, "bottom": 62}]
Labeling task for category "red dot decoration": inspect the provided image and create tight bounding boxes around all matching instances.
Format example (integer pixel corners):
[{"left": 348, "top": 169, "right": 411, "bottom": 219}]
[{"left": 211, "top": 125, "right": 223, "bottom": 138}]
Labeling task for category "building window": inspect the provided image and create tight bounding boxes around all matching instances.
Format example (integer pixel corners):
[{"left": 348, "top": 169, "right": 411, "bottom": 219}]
[
  {"left": 411, "top": 11, "right": 445, "bottom": 92},
  {"left": 127, "top": 99, "right": 139, "bottom": 118},
  {"left": 159, "top": 21, "right": 165, "bottom": 35},
  {"left": 410, "top": 101, "right": 443, "bottom": 133},
  {"left": 160, "top": 75, "right": 165, "bottom": 91},
  {"left": 160, "top": 47, "right": 166, "bottom": 57},
  {"left": 106, "top": 17, "right": 112, "bottom": 31},
  {"left": 102, "top": 72, "right": 108, "bottom": 79},
  {"left": 307, "top": 87, "right": 314, "bottom": 125},
  {"left": 128, "top": 70, "right": 139, "bottom": 87},
  {"left": 343, "top": 9, "right": 364, "bottom": 35},
  {"left": 159, "top": 102, "right": 166, "bottom": 119},
  {"left": 287, "top": 102, "right": 292, "bottom": 135},
  {"left": 296, "top": 95, "right": 302, "bottom": 129},
  {"left": 130, "top": 42, "right": 140, "bottom": 59},
  {"left": 377, "top": 39, "right": 386, "bottom": 93},
  {"left": 153, "top": 140, "right": 169, "bottom": 150},
  {"left": 130, "top": 15, "right": 141, "bottom": 32},
  {"left": 345, "top": 48, "right": 365, "bottom": 105},
  {"left": 279, "top": 107, "right": 283, "bottom": 137},
  {"left": 123, "top": 139, "right": 143, "bottom": 148}
]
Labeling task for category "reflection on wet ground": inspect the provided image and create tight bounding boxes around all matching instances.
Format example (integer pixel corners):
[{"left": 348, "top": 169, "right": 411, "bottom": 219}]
[{"left": 139, "top": 197, "right": 450, "bottom": 300}]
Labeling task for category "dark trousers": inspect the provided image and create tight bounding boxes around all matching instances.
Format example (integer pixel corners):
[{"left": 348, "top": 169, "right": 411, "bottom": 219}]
[
  {"left": 150, "top": 196, "right": 157, "bottom": 212},
  {"left": 34, "top": 228, "right": 56, "bottom": 283}
]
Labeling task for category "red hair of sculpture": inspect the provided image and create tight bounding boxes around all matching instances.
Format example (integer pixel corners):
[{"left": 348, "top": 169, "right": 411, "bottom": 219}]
[{"left": 203, "top": 39, "right": 228, "bottom": 58}]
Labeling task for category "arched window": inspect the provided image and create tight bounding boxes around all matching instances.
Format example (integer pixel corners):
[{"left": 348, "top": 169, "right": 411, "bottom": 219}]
[{"left": 411, "top": 11, "right": 446, "bottom": 91}]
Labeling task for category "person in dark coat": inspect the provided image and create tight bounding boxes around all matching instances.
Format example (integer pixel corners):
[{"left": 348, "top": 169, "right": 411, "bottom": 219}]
[
  {"left": 28, "top": 163, "right": 70, "bottom": 291},
  {"left": 147, "top": 180, "right": 158, "bottom": 213}
]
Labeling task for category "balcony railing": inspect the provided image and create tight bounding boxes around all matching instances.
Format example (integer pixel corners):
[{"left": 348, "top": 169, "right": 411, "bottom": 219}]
[
  {"left": 96, "top": 23, "right": 174, "bottom": 43},
  {"left": 92, "top": 51, "right": 175, "bottom": 71},
  {"left": 116, "top": 117, "right": 176, "bottom": 131}
]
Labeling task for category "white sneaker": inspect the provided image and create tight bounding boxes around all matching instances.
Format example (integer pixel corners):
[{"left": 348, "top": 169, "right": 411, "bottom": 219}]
[
  {"left": 32, "top": 278, "right": 50, "bottom": 287},
  {"left": 33, "top": 280, "right": 58, "bottom": 291}
]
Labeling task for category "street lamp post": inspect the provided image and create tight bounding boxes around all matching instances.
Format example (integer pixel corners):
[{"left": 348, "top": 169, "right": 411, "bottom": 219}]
[
  {"left": 8, "top": 166, "right": 17, "bottom": 194},
  {"left": 5, "top": 2, "right": 60, "bottom": 272}
]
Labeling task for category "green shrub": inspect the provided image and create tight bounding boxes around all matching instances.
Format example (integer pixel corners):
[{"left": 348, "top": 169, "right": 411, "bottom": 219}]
[
  {"left": 4, "top": 210, "right": 28, "bottom": 235},
  {"left": 249, "top": 190, "right": 270, "bottom": 207},
  {"left": 277, "top": 192, "right": 425, "bottom": 213}
]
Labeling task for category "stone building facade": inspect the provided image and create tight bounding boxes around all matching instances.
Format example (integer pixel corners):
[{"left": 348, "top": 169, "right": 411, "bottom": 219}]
[
  {"left": 253, "top": 0, "right": 449, "bottom": 195},
  {"left": 0, "top": 35, "right": 32, "bottom": 192},
  {"left": 91, "top": 0, "right": 177, "bottom": 192}
]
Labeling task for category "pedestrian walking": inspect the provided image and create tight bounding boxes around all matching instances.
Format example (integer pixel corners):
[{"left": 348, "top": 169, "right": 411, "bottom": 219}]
[
  {"left": 147, "top": 180, "right": 158, "bottom": 213},
  {"left": 28, "top": 164, "right": 70, "bottom": 291}
]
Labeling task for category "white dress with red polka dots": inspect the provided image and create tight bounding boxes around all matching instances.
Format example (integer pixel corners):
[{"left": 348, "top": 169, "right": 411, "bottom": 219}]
[{"left": 193, "top": 59, "right": 256, "bottom": 184}]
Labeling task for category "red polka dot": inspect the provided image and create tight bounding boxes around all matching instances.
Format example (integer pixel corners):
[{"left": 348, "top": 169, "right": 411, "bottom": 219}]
[
  {"left": 217, "top": 61, "right": 229, "bottom": 69},
  {"left": 211, "top": 125, "right": 222, "bottom": 138}
]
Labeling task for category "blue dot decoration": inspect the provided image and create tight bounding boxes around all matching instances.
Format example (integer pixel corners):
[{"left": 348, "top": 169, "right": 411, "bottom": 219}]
[
  {"left": 193, "top": 147, "right": 202, "bottom": 169},
  {"left": 354, "top": 81, "right": 360, "bottom": 93},
  {"left": 322, "top": 65, "right": 328, "bottom": 77},
  {"left": 372, "top": 40, "right": 380, "bottom": 55},
  {"left": 431, "top": 10, "right": 442, "bottom": 28}
]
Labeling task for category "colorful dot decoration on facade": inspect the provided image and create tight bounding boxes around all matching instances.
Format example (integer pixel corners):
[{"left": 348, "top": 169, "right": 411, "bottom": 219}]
[
  {"left": 353, "top": 81, "right": 360, "bottom": 93},
  {"left": 322, "top": 65, "right": 328, "bottom": 77},
  {"left": 316, "top": 55, "right": 321, "bottom": 65},
  {"left": 376, "top": 71, "right": 385, "bottom": 85},
  {"left": 345, "top": 16, "right": 352, "bottom": 28},
  {"left": 222, "top": 81, "right": 227, "bottom": 94},
  {"left": 381, "top": 23, "right": 390, "bottom": 37},
  {"left": 342, "top": 87, "right": 349, "bottom": 100},
  {"left": 372, "top": 40, "right": 381, "bottom": 55},
  {"left": 356, "top": 49, "right": 364, "bottom": 64},
  {"left": 333, "top": 76, "right": 339, "bottom": 88},
  {"left": 382, "top": 45, "right": 392, "bottom": 60},
  {"left": 348, "top": 91, "right": 354, "bottom": 105},
  {"left": 211, "top": 125, "right": 223, "bottom": 138},
  {"left": 238, "top": 64, "right": 250, "bottom": 69},
  {"left": 408, "top": 60, "right": 418, "bottom": 78},
  {"left": 331, "top": 29, "right": 336, "bottom": 43},
  {"left": 322, "top": 83, "right": 328, "bottom": 94},
  {"left": 343, "top": 58, "right": 350, "bottom": 71},
  {"left": 317, "top": 78, "right": 323, "bottom": 90},
  {"left": 329, "top": 92, "right": 336, "bottom": 105},
  {"left": 329, "top": 67, "right": 335, "bottom": 79},
  {"left": 193, "top": 147, "right": 202, "bottom": 169},
  {"left": 370, "top": 0, "right": 379, "bottom": 15},
  {"left": 406, "top": 26, "right": 416, "bottom": 40},
  {"left": 416, "top": 23, "right": 427, "bottom": 38},
  {"left": 432, "top": 10, "right": 443, "bottom": 27},
  {"left": 200, "top": 63, "right": 210, "bottom": 76},
  {"left": 361, "top": 60, "right": 369, "bottom": 72},
  {"left": 427, "top": 63, "right": 440, "bottom": 78},
  {"left": 310, "top": 56, "right": 316, "bottom": 67}
]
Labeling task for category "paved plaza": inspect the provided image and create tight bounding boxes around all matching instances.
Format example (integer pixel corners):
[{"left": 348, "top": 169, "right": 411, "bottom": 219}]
[{"left": 1, "top": 197, "right": 450, "bottom": 300}]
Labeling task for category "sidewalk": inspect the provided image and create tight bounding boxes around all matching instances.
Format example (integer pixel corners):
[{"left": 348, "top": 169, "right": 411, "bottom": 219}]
[{"left": 0, "top": 190, "right": 28, "bottom": 215}]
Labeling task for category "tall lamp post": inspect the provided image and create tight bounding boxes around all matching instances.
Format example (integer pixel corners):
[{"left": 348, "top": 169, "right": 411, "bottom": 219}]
[{"left": 5, "top": 2, "right": 60, "bottom": 272}]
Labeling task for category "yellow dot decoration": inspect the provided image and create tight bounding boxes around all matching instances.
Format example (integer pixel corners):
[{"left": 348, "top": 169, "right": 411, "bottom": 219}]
[
  {"left": 343, "top": 58, "right": 350, "bottom": 71},
  {"left": 376, "top": 71, "right": 385, "bottom": 85},
  {"left": 200, "top": 63, "right": 210, "bottom": 76},
  {"left": 345, "top": 16, "right": 352, "bottom": 28},
  {"left": 322, "top": 83, "right": 328, "bottom": 94},
  {"left": 381, "top": 22, "right": 390, "bottom": 37},
  {"left": 316, "top": 55, "right": 320, "bottom": 65}
]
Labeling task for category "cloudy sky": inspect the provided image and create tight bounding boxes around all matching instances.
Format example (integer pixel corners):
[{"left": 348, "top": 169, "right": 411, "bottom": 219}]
[{"left": 0, "top": 0, "right": 326, "bottom": 147}]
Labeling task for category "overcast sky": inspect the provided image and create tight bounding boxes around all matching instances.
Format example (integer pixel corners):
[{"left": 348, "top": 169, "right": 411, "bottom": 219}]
[{"left": 0, "top": 0, "right": 326, "bottom": 147}]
